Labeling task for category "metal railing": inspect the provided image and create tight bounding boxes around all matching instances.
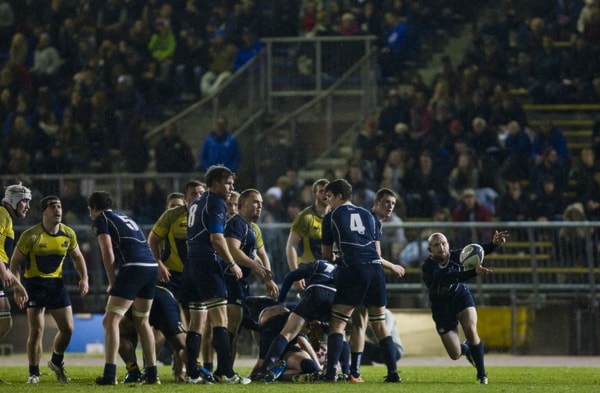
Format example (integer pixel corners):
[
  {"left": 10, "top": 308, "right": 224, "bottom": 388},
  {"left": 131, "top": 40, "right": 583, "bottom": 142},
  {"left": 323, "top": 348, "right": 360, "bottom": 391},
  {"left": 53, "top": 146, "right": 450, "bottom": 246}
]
[{"left": 25, "top": 219, "right": 597, "bottom": 312}]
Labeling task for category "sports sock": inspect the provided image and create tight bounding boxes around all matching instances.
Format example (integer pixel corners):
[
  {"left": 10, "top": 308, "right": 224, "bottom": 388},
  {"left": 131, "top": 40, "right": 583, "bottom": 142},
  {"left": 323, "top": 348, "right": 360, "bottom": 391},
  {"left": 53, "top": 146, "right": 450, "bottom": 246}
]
[
  {"left": 145, "top": 365, "right": 158, "bottom": 381},
  {"left": 51, "top": 351, "right": 64, "bottom": 366},
  {"left": 379, "top": 335, "right": 398, "bottom": 374},
  {"left": 350, "top": 351, "right": 362, "bottom": 377},
  {"left": 326, "top": 333, "right": 344, "bottom": 380},
  {"left": 340, "top": 341, "right": 350, "bottom": 376},
  {"left": 203, "top": 362, "right": 213, "bottom": 372},
  {"left": 212, "top": 326, "right": 234, "bottom": 378},
  {"left": 103, "top": 363, "right": 117, "bottom": 380},
  {"left": 185, "top": 331, "right": 201, "bottom": 378},
  {"left": 262, "top": 334, "right": 289, "bottom": 372},
  {"left": 29, "top": 365, "right": 40, "bottom": 377},
  {"left": 469, "top": 342, "right": 486, "bottom": 378}
]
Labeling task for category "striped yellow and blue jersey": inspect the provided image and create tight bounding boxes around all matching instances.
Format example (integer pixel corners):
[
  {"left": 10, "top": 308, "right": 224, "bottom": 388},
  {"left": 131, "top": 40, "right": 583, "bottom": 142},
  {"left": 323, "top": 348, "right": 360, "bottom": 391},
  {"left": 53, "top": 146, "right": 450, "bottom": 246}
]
[{"left": 16, "top": 223, "right": 78, "bottom": 279}]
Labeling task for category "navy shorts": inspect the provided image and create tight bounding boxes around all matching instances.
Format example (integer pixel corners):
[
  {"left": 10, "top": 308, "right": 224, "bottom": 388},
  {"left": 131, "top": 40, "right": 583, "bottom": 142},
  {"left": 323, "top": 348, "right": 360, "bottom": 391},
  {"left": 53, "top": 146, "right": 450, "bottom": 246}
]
[
  {"left": 431, "top": 289, "right": 476, "bottom": 335},
  {"left": 334, "top": 263, "right": 387, "bottom": 307},
  {"left": 225, "top": 274, "right": 251, "bottom": 306},
  {"left": 0, "top": 281, "right": 6, "bottom": 298},
  {"left": 183, "top": 259, "right": 227, "bottom": 303},
  {"left": 165, "top": 271, "right": 183, "bottom": 302},
  {"left": 110, "top": 265, "right": 158, "bottom": 300},
  {"left": 150, "top": 287, "right": 185, "bottom": 338},
  {"left": 25, "top": 278, "right": 71, "bottom": 309},
  {"left": 293, "top": 286, "right": 335, "bottom": 323},
  {"left": 258, "top": 312, "right": 290, "bottom": 359}
]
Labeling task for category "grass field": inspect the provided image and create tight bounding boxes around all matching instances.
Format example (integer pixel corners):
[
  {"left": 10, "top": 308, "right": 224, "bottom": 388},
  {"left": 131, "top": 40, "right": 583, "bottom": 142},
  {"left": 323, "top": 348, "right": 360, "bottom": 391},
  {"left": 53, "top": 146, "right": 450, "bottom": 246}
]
[{"left": 0, "top": 364, "right": 598, "bottom": 392}]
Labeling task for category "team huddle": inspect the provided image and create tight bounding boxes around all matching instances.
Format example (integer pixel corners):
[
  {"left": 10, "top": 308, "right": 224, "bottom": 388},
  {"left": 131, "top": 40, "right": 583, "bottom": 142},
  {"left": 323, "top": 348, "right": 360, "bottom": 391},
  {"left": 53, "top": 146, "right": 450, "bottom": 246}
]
[{"left": 0, "top": 165, "right": 509, "bottom": 385}]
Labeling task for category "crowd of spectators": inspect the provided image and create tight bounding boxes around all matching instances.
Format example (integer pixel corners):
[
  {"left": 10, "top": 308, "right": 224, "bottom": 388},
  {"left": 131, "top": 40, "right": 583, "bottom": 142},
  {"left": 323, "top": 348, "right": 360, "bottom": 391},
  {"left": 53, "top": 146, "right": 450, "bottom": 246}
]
[
  {"left": 3, "top": 0, "right": 600, "bottom": 231},
  {"left": 257, "top": 0, "right": 600, "bottom": 239},
  {"left": 0, "top": 0, "right": 473, "bottom": 179}
]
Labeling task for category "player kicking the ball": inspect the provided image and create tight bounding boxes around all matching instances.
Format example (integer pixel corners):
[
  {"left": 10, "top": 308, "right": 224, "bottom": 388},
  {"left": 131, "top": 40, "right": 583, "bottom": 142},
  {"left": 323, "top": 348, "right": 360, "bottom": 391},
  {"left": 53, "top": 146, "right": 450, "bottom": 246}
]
[{"left": 422, "top": 230, "right": 508, "bottom": 384}]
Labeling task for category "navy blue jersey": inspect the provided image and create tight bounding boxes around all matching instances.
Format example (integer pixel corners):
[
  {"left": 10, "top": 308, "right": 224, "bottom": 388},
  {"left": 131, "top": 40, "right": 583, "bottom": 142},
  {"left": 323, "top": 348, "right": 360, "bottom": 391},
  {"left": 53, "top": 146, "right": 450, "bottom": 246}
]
[
  {"left": 421, "top": 242, "right": 497, "bottom": 306},
  {"left": 278, "top": 260, "right": 337, "bottom": 303},
  {"left": 370, "top": 209, "right": 383, "bottom": 235},
  {"left": 224, "top": 213, "right": 257, "bottom": 278},
  {"left": 186, "top": 191, "right": 227, "bottom": 262},
  {"left": 322, "top": 204, "right": 381, "bottom": 265},
  {"left": 91, "top": 210, "right": 156, "bottom": 269}
]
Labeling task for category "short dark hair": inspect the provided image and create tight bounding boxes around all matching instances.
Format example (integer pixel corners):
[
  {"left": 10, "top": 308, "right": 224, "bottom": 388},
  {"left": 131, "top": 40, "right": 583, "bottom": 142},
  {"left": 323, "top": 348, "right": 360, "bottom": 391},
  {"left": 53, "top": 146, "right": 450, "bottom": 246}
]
[
  {"left": 88, "top": 191, "right": 113, "bottom": 211},
  {"left": 184, "top": 180, "right": 205, "bottom": 193},
  {"left": 40, "top": 195, "right": 60, "bottom": 212},
  {"left": 325, "top": 179, "right": 352, "bottom": 200},
  {"left": 205, "top": 165, "right": 235, "bottom": 187},
  {"left": 375, "top": 188, "right": 398, "bottom": 202}
]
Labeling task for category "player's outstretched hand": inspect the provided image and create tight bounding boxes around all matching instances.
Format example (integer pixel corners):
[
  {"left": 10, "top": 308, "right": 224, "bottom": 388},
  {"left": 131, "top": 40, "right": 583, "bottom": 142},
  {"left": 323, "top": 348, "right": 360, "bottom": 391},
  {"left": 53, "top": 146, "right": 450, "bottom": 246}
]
[
  {"left": 493, "top": 230, "right": 509, "bottom": 245},
  {"left": 476, "top": 264, "right": 493, "bottom": 276}
]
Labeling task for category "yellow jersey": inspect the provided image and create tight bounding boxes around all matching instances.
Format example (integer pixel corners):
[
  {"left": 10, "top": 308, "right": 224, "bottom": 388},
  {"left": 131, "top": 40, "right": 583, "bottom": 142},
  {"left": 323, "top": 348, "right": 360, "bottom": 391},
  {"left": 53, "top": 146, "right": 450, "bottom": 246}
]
[
  {"left": 17, "top": 223, "right": 78, "bottom": 279},
  {"left": 150, "top": 205, "right": 187, "bottom": 273}
]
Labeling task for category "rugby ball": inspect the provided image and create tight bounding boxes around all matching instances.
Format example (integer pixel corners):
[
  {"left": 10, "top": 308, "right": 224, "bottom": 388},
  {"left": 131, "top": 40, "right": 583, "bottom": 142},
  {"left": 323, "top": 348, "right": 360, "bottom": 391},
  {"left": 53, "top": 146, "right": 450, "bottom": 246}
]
[{"left": 459, "top": 244, "right": 484, "bottom": 270}]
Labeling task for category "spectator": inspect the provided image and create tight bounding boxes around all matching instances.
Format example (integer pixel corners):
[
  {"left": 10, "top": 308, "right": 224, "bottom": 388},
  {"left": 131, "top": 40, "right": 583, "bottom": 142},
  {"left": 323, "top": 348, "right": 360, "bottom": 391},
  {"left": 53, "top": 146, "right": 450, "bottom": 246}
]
[
  {"left": 507, "top": 52, "right": 534, "bottom": 91},
  {"left": 499, "top": 120, "right": 533, "bottom": 181},
  {"left": 345, "top": 160, "right": 376, "bottom": 209},
  {"left": 461, "top": 90, "right": 492, "bottom": 130},
  {"left": 334, "top": 12, "right": 360, "bottom": 36},
  {"left": 477, "top": 36, "right": 508, "bottom": 86},
  {"left": 352, "top": 114, "right": 385, "bottom": 179},
  {"left": 577, "top": 0, "right": 600, "bottom": 35},
  {"left": 61, "top": 179, "right": 89, "bottom": 224},
  {"left": 531, "top": 176, "right": 565, "bottom": 221},
  {"left": 199, "top": 114, "right": 241, "bottom": 172},
  {"left": 233, "top": 28, "right": 263, "bottom": 71},
  {"left": 448, "top": 151, "right": 479, "bottom": 203},
  {"left": 531, "top": 119, "right": 571, "bottom": 169},
  {"left": 403, "top": 149, "right": 449, "bottom": 218},
  {"left": 378, "top": 89, "right": 410, "bottom": 141},
  {"left": 530, "top": 147, "right": 569, "bottom": 197},
  {"left": 490, "top": 93, "right": 528, "bottom": 129},
  {"left": 573, "top": 147, "right": 597, "bottom": 196},
  {"left": 377, "top": 10, "right": 410, "bottom": 79},
  {"left": 130, "top": 179, "right": 166, "bottom": 225},
  {"left": 451, "top": 187, "right": 493, "bottom": 245},
  {"left": 200, "top": 28, "right": 237, "bottom": 96},
  {"left": 174, "top": 29, "right": 207, "bottom": 100},
  {"left": 581, "top": 164, "right": 600, "bottom": 220},
  {"left": 515, "top": 17, "right": 545, "bottom": 54},
  {"left": 255, "top": 129, "right": 292, "bottom": 193},
  {"left": 299, "top": 0, "right": 318, "bottom": 36},
  {"left": 30, "top": 32, "right": 61, "bottom": 88},
  {"left": 529, "top": 34, "right": 565, "bottom": 104},
  {"left": 563, "top": 34, "right": 597, "bottom": 103},
  {"left": 154, "top": 122, "right": 194, "bottom": 173},
  {"left": 96, "top": 0, "right": 129, "bottom": 42},
  {"left": 120, "top": 115, "right": 150, "bottom": 173},
  {"left": 497, "top": 179, "right": 531, "bottom": 221},
  {"left": 356, "top": 0, "right": 384, "bottom": 39},
  {"left": 557, "top": 202, "right": 591, "bottom": 272},
  {"left": 148, "top": 18, "right": 177, "bottom": 82},
  {"left": 469, "top": 117, "right": 502, "bottom": 159}
]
